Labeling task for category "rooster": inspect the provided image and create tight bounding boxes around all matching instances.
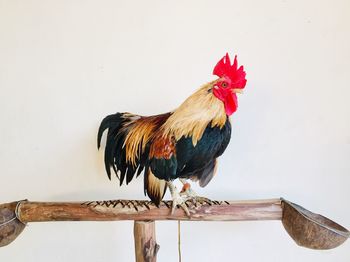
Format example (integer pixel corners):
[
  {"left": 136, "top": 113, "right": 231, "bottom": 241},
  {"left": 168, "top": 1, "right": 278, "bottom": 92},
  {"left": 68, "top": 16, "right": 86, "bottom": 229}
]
[{"left": 98, "top": 53, "right": 247, "bottom": 214}]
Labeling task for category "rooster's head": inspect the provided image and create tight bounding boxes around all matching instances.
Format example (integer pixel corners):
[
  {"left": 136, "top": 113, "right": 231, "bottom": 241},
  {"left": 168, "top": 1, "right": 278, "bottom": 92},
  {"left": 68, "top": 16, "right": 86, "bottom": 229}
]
[{"left": 212, "top": 53, "right": 247, "bottom": 115}]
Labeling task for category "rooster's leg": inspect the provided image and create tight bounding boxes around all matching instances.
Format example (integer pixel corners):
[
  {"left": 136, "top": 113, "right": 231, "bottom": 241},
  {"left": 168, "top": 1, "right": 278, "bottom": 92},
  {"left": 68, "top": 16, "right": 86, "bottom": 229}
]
[
  {"left": 166, "top": 181, "right": 190, "bottom": 216},
  {"left": 179, "top": 179, "right": 212, "bottom": 205},
  {"left": 179, "top": 179, "right": 198, "bottom": 198}
]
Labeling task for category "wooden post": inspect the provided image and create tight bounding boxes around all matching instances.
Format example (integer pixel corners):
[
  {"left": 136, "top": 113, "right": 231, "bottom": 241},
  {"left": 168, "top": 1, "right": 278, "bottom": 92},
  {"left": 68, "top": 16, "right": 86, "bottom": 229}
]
[{"left": 134, "top": 220, "right": 159, "bottom": 262}]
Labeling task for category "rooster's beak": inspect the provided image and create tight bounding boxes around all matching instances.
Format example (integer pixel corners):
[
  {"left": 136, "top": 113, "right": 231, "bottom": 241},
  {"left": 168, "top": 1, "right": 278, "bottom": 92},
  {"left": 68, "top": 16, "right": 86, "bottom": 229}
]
[{"left": 232, "top": 88, "right": 244, "bottom": 94}]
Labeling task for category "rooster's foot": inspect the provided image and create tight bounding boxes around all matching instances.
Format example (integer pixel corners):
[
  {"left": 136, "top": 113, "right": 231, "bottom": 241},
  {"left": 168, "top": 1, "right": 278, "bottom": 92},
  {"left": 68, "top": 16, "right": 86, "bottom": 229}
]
[
  {"left": 167, "top": 181, "right": 190, "bottom": 216},
  {"left": 179, "top": 180, "right": 213, "bottom": 205}
]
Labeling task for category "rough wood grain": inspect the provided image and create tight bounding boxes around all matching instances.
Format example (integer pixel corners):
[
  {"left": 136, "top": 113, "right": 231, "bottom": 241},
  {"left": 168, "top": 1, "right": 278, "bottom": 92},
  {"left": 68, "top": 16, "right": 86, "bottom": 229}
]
[
  {"left": 134, "top": 221, "right": 159, "bottom": 262},
  {"left": 0, "top": 198, "right": 348, "bottom": 252},
  {"left": 17, "top": 199, "right": 282, "bottom": 222}
]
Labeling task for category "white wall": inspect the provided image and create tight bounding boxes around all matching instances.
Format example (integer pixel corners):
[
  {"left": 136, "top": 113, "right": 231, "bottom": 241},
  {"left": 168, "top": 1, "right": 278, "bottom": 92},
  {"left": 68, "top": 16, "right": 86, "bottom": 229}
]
[{"left": 0, "top": 0, "right": 349, "bottom": 261}]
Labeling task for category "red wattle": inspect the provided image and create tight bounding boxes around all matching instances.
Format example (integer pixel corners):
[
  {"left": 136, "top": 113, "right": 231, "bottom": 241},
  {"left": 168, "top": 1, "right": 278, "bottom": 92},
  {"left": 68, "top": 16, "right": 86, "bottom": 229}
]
[{"left": 224, "top": 92, "right": 238, "bottom": 116}]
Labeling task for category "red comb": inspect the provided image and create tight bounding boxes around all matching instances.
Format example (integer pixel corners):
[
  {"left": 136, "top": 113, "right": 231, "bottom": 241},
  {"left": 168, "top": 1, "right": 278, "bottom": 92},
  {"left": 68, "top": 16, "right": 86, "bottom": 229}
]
[{"left": 213, "top": 53, "right": 247, "bottom": 89}]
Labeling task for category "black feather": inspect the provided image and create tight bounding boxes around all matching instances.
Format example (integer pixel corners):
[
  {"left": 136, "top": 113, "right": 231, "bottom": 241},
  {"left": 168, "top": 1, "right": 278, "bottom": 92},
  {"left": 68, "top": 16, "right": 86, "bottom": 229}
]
[
  {"left": 143, "top": 165, "right": 149, "bottom": 196},
  {"left": 175, "top": 118, "right": 231, "bottom": 185},
  {"left": 97, "top": 113, "right": 122, "bottom": 149},
  {"left": 136, "top": 143, "right": 150, "bottom": 178},
  {"left": 197, "top": 159, "right": 217, "bottom": 187},
  {"left": 126, "top": 165, "right": 136, "bottom": 185},
  {"left": 150, "top": 156, "right": 178, "bottom": 181},
  {"left": 136, "top": 164, "right": 144, "bottom": 177},
  {"left": 118, "top": 156, "right": 127, "bottom": 186}
]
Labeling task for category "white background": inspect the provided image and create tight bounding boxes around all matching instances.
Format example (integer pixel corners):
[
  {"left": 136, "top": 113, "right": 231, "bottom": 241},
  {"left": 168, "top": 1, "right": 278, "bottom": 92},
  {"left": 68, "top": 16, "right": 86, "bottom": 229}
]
[{"left": 0, "top": 0, "right": 349, "bottom": 261}]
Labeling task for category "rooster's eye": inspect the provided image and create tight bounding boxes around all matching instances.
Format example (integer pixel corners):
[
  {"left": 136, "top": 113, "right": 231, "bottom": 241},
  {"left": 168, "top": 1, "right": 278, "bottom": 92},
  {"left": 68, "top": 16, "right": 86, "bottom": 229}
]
[{"left": 221, "top": 82, "right": 228, "bottom": 88}]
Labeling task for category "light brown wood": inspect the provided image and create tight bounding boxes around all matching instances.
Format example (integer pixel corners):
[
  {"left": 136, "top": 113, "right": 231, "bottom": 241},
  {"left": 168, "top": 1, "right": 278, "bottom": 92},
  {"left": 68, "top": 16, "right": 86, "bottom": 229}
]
[
  {"left": 17, "top": 199, "right": 282, "bottom": 222},
  {"left": 1, "top": 198, "right": 348, "bottom": 253},
  {"left": 134, "top": 221, "right": 159, "bottom": 262}
]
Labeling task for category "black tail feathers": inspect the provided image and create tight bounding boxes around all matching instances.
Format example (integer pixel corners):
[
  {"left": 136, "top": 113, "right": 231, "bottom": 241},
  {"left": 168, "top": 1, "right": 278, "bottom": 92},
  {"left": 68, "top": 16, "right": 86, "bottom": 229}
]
[
  {"left": 97, "top": 112, "right": 147, "bottom": 185},
  {"left": 97, "top": 113, "right": 124, "bottom": 180},
  {"left": 97, "top": 113, "right": 123, "bottom": 150}
]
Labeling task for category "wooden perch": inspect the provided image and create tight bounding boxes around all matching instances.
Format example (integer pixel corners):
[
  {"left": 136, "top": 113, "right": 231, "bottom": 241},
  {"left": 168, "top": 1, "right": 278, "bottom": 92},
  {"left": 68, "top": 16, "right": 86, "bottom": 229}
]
[
  {"left": 0, "top": 198, "right": 349, "bottom": 261},
  {"left": 18, "top": 198, "right": 282, "bottom": 222}
]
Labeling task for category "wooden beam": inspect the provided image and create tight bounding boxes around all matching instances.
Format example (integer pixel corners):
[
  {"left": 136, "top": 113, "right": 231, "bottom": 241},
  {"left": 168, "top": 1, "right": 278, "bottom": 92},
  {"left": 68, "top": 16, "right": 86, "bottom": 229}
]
[
  {"left": 17, "top": 199, "right": 282, "bottom": 222},
  {"left": 1, "top": 198, "right": 348, "bottom": 251}
]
